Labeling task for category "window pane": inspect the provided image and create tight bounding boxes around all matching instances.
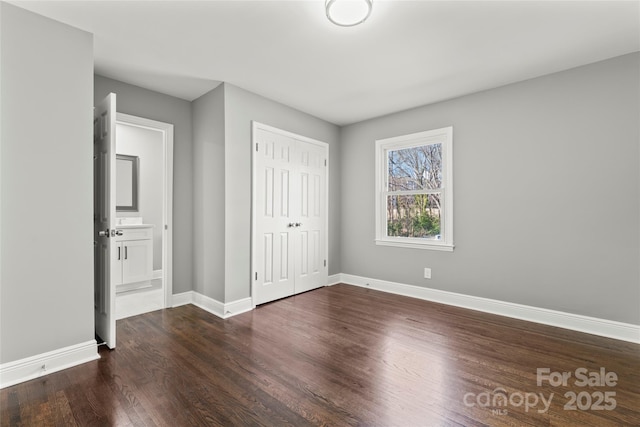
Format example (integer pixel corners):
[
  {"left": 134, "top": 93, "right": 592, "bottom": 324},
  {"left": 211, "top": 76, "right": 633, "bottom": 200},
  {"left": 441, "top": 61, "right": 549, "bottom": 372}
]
[
  {"left": 387, "top": 194, "right": 441, "bottom": 239},
  {"left": 388, "top": 144, "right": 442, "bottom": 191}
]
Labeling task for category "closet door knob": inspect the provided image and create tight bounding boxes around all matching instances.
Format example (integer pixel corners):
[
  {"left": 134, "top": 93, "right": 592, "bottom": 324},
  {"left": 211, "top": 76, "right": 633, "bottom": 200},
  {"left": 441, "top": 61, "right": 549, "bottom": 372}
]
[{"left": 295, "top": 223, "right": 302, "bottom": 227}]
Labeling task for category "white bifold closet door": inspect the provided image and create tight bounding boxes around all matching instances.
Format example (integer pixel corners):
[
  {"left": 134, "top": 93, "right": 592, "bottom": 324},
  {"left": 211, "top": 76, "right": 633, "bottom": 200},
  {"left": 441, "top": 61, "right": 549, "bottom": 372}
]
[{"left": 253, "top": 124, "right": 328, "bottom": 305}]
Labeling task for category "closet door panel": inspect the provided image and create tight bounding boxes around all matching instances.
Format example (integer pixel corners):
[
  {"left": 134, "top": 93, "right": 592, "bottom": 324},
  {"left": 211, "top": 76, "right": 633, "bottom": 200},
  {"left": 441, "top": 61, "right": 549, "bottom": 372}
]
[
  {"left": 254, "top": 129, "right": 296, "bottom": 304},
  {"left": 293, "top": 140, "right": 327, "bottom": 294}
]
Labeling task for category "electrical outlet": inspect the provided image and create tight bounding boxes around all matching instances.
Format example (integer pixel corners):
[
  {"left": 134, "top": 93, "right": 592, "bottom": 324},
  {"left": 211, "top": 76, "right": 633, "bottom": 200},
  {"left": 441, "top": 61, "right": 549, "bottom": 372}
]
[{"left": 424, "top": 268, "right": 431, "bottom": 279}]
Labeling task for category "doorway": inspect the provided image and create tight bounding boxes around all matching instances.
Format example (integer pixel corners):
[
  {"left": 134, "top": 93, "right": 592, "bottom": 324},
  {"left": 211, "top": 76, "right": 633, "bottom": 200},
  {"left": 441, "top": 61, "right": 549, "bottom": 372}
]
[
  {"left": 113, "top": 113, "right": 174, "bottom": 319},
  {"left": 251, "top": 122, "right": 329, "bottom": 305}
]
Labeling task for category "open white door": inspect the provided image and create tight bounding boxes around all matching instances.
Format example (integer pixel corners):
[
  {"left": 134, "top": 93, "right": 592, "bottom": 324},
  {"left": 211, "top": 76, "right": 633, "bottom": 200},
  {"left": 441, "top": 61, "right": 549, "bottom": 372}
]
[{"left": 94, "top": 93, "right": 117, "bottom": 348}]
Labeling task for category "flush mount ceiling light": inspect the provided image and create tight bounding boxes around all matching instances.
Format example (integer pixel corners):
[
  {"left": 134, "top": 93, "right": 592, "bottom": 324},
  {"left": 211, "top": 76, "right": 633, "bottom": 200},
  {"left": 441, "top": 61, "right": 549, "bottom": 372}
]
[{"left": 326, "top": 0, "right": 373, "bottom": 27}]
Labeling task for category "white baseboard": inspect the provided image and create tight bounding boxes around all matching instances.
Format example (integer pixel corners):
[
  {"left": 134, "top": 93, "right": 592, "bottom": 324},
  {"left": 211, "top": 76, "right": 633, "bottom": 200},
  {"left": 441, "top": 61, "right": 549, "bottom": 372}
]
[
  {"left": 171, "top": 291, "right": 253, "bottom": 319},
  {"left": 192, "top": 292, "right": 225, "bottom": 317},
  {"left": 116, "top": 288, "right": 164, "bottom": 320},
  {"left": 223, "top": 297, "right": 253, "bottom": 318},
  {"left": 327, "top": 274, "right": 342, "bottom": 286},
  {"left": 116, "top": 281, "right": 153, "bottom": 293},
  {"left": 174, "top": 275, "right": 639, "bottom": 343},
  {"left": 336, "top": 273, "right": 640, "bottom": 344},
  {"left": 0, "top": 340, "right": 99, "bottom": 389},
  {"left": 171, "top": 291, "right": 194, "bottom": 308}
]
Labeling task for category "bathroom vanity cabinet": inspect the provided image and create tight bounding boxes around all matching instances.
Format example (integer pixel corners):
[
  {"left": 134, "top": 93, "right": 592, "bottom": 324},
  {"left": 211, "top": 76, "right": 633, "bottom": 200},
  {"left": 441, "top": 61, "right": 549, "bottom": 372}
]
[{"left": 114, "top": 225, "right": 153, "bottom": 289}]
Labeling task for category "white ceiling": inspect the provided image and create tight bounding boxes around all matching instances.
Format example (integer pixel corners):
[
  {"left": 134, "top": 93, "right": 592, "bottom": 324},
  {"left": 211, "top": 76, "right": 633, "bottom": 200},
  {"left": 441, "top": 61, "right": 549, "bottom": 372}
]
[{"left": 10, "top": 0, "right": 640, "bottom": 125}]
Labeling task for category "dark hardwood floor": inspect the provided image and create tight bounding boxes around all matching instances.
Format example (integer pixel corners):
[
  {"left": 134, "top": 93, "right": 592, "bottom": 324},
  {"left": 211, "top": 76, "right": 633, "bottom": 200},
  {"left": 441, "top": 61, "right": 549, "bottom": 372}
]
[{"left": 2, "top": 284, "right": 639, "bottom": 426}]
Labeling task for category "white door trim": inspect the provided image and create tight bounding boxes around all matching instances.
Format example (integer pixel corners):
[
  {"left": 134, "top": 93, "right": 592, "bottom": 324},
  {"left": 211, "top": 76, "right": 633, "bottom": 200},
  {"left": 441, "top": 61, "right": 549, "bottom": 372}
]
[
  {"left": 251, "top": 121, "right": 329, "bottom": 307},
  {"left": 116, "top": 113, "right": 174, "bottom": 309}
]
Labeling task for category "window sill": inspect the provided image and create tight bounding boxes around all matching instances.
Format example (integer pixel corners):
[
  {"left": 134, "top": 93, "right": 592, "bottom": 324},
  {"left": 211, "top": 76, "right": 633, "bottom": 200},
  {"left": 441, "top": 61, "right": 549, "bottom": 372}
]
[{"left": 375, "top": 239, "right": 454, "bottom": 252}]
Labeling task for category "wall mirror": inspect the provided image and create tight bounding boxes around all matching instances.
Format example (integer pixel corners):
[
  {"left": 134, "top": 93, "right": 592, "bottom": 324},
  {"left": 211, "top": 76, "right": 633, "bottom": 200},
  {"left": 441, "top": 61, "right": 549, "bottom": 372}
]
[{"left": 116, "top": 154, "right": 139, "bottom": 211}]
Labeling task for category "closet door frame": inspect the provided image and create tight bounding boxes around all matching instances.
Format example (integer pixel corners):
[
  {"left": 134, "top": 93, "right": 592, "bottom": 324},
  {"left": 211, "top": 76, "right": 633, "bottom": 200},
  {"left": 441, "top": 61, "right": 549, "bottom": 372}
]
[{"left": 251, "top": 121, "right": 329, "bottom": 307}]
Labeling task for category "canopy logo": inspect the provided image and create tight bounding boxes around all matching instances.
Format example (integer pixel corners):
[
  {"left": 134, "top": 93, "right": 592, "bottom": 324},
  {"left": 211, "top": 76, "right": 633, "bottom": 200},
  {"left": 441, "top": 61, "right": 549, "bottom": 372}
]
[
  {"left": 462, "top": 367, "right": 618, "bottom": 415},
  {"left": 463, "top": 388, "right": 553, "bottom": 414}
]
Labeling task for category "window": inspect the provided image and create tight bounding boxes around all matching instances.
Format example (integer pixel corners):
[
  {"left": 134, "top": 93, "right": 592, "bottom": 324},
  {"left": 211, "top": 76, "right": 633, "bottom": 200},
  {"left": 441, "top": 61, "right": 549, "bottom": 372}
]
[{"left": 375, "top": 127, "right": 453, "bottom": 251}]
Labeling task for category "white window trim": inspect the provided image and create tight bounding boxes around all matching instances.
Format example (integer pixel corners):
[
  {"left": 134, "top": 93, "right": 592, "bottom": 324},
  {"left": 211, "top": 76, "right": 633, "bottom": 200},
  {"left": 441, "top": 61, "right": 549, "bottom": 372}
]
[{"left": 375, "top": 126, "right": 454, "bottom": 251}]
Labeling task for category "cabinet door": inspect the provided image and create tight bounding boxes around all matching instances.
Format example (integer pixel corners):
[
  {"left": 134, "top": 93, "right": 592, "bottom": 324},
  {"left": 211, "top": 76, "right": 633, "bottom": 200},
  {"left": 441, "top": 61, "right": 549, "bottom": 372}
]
[
  {"left": 122, "top": 239, "right": 153, "bottom": 284},
  {"left": 112, "top": 243, "right": 123, "bottom": 286}
]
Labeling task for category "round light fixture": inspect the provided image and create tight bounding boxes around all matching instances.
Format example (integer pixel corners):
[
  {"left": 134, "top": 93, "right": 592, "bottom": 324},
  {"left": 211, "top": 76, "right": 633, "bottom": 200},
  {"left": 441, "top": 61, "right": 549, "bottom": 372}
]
[{"left": 326, "top": 0, "right": 373, "bottom": 27}]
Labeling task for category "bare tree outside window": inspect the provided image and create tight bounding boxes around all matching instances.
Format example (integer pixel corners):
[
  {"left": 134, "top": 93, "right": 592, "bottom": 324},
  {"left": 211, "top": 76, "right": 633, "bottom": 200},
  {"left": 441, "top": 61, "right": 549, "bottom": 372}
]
[{"left": 387, "top": 144, "right": 442, "bottom": 239}]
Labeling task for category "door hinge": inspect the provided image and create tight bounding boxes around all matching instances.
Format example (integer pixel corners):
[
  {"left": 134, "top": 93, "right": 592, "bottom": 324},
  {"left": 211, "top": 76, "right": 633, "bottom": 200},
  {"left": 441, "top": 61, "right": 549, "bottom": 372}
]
[
  {"left": 324, "top": 260, "right": 327, "bottom": 267},
  {"left": 324, "top": 159, "right": 327, "bottom": 166},
  {"left": 256, "top": 143, "right": 258, "bottom": 152},
  {"left": 255, "top": 272, "right": 258, "bottom": 280},
  {"left": 165, "top": 224, "right": 168, "bottom": 230}
]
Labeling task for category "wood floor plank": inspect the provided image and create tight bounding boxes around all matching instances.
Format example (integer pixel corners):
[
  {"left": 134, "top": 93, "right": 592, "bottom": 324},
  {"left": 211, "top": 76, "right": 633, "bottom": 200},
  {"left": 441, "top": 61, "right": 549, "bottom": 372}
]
[{"left": 1, "top": 284, "right": 638, "bottom": 426}]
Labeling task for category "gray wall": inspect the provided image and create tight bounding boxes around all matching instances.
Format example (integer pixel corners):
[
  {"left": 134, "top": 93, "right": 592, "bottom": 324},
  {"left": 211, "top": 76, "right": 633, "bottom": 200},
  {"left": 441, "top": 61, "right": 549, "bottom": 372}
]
[
  {"left": 116, "top": 124, "right": 164, "bottom": 271},
  {"left": 95, "top": 75, "right": 194, "bottom": 294},
  {"left": 224, "top": 83, "right": 342, "bottom": 302},
  {"left": 0, "top": 3, "right": 95, "bottom": 363},
  {"left": 192, "top": 83, "right": 342, "bottom": 303},
  {"left": 192, "top": 84, "right": 225, "bottom": 301},
  {"left": 96, "top": 77, "right": 341, "bottom": 304},
  {"left": 340, "top": 53, "right": 640, "bottom": 324}
]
